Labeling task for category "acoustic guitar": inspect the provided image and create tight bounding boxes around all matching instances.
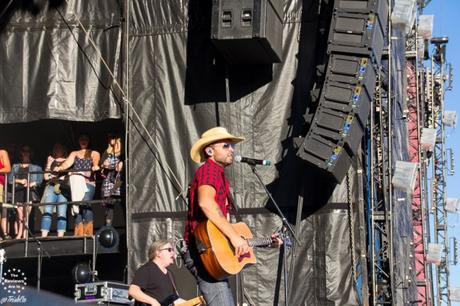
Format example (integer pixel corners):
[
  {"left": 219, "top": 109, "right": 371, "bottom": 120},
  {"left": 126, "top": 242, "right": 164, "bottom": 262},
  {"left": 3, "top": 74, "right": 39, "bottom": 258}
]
[
  {"left": 136, "top": 295, "right": 205, "bottom": 306},
  {"left": 194, "top": 220, "right": 274, "bottom": 280},
  {"left": 176, "top": 295, "right": 205, "bottom": 306}
]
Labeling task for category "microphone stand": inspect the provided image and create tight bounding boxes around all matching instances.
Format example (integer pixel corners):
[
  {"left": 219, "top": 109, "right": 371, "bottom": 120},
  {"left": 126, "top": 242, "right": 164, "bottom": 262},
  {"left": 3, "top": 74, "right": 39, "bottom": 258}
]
[{"left": 248, "top": 164, "right": 301, "bottom": 306}]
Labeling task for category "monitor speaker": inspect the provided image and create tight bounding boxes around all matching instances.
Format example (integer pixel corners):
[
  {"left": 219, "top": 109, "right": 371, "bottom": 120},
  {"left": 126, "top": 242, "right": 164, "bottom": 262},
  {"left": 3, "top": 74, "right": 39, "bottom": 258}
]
[{"left": 211, "top": 0, "right": 283, "bottom": 64}]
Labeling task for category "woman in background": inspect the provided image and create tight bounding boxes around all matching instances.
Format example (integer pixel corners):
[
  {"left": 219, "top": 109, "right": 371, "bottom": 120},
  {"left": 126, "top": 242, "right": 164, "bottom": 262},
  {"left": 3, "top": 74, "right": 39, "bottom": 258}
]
[
  {"left": 100, "top": 133, "right": 123, "bottom": 226},
  {"left": 8, "top": 145, "right": 43, "bottom": 239},
  {"left": 40, "top": 143, "right": 69, "bottom": 237},
  {"left": 54, "top": 134, "right": 100, "bottom": 236}
]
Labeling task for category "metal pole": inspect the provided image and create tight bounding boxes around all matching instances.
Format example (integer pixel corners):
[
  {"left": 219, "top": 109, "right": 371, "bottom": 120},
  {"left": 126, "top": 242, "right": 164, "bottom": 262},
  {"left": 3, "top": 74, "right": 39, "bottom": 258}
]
[
  {"left": 370, "top": 74, "right": 376, "bottom": 305},
  {"left": 92, "top": 236, "right": 97, "bottom": 282},
  {"left": 123, "top": 0, "right": 131, "bottom": 285},
  {"left": 37, "top": 247, "right": 42, "bottom": 291},
  {"left": 283, "top": 232, "right": 289, "bottom": 306},
  {"left": 387, "top": 0, "right": 395, "bottom": 299}
]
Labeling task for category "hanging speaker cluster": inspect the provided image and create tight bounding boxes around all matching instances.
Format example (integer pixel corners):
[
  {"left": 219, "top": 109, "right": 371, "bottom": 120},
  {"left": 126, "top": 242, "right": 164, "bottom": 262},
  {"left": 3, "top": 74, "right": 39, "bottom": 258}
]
[
  {"left": 210, "top": 0, "right": 283, "bottom": 64},
  {"left": 297, "top": 0, "right": 387, "bottom": 182}
]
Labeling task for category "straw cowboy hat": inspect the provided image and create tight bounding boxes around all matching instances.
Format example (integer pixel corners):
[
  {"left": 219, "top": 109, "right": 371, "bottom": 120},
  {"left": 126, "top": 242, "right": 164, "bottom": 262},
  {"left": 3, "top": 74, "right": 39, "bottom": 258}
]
[{"left": 190, "top": 127, "right": 244, "bottom": 163}]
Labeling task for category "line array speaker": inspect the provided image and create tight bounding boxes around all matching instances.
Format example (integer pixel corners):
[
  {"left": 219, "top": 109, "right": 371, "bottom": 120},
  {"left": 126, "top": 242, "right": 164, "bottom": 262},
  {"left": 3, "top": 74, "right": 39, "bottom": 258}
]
[
  {"left": 297, "top": 54, "right": 377, "bottom": 182},
  {"left": 296, "top": 0, "right": 387, "bottom": 181},
  {"left": 211, "top": 0, "right": 283, "bottom": 64},
  {"left": 333, "top": 0, "right": 388, "bottom": 29},
  {"left": 327, "top": 11, "right": 385, "bottom": 64}
]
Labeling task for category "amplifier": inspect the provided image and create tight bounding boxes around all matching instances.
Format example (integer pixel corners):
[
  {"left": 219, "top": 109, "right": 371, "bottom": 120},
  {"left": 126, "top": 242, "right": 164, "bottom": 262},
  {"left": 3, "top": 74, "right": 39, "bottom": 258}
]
[{"left": 75, "top": 281, "right": 133, "bottom": 305}]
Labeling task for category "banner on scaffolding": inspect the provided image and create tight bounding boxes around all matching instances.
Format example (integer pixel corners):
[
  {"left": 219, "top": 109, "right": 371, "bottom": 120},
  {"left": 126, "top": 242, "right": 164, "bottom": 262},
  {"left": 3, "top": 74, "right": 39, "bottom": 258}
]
[
  {"left": 391, "top": 0, "right": 416, "bottom": 34},
  {"left": 426, "top": 243, "right": 443, "bottom": 265},
  {"left": 444, "top": 111, "right": 457, "bottom": 127},
  {"left": 420, "top": 128, "right": 436, "bottom": 151},
  {"left": 446, "top": 198, "right": 460, "bottom": 213},
  {"left": 449, "top": 288, "right": 460, "bottom": 301},
  {"left": 417, "top": 15, "right": 434, "bottom": 39},
  {"left": 392, "top": 161, "right": 417, "bottom": 194}
]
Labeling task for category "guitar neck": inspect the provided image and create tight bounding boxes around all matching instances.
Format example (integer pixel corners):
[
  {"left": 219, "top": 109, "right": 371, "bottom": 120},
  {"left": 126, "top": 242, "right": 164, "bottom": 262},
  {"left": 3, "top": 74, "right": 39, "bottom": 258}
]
[{"left": 248, "top": 237, "right": 272, "bottom": 248}]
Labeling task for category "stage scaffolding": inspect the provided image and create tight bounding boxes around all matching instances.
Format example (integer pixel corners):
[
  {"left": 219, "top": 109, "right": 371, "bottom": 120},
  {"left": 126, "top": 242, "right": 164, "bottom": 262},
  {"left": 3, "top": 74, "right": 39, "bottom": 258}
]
[
  {"left": 429, "top": 39, "right": 452, "bottom": 306},
  {"left": 366, "top": 0, "right": 458, "bottom": 304}
]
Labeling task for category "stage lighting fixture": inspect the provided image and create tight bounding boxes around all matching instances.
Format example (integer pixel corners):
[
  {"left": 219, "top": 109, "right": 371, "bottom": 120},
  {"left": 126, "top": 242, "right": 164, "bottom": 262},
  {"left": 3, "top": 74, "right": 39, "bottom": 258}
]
[
  {"left": 96, "top": 225, "right": 120, "bottom": 252},
  {"left": 72, "top": 263, "right": 93, "bottom": 284}
]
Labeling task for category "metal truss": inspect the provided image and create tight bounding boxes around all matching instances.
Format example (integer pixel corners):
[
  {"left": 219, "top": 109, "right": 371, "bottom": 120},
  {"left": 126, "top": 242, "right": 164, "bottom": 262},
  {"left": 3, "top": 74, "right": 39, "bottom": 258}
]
[
  {"left": 369, "top": 71, "right": 394, "bottom": 305},
  {"left": 405, "top": 29, "right": 432, "bottom": 305},
  {"left": 429, "top": 42, "right": 451, "bottom": 306}
]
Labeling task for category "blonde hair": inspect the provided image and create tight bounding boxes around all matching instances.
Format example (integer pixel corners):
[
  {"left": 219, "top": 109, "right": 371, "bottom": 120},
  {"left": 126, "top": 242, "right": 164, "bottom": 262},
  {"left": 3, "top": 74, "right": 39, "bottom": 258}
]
[
  {"left": 148, "top": 240, "right": 172, "bottom": 261},
  {"left": 106, "top": 137, "right": 122, "bottom": 156}
]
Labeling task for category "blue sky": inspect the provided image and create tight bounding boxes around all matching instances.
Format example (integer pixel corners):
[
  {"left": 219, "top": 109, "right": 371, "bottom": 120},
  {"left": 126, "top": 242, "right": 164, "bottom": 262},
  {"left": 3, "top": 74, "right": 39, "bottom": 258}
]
[{"left": 424, "top": 0, "right": 460, "bottom": 304}]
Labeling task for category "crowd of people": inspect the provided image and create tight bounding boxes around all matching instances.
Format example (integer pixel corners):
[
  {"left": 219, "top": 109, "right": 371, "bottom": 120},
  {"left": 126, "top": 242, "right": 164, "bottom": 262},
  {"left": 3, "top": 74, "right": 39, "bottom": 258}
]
[{"left": 0, "top": 133, "right": 124, "bottom": 240}]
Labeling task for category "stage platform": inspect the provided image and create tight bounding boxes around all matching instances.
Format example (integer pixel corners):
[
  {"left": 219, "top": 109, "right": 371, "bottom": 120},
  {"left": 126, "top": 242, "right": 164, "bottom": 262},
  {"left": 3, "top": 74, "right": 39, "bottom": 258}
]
[{"left": 0, "top": 235, "right": 119, "bottom": 259}]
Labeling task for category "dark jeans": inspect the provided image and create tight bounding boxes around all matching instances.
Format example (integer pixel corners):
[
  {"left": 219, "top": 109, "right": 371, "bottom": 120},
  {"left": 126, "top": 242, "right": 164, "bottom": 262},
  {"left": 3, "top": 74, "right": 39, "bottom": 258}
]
[{"left": 182, "top": 242, "right": 235, "bottom": 306}]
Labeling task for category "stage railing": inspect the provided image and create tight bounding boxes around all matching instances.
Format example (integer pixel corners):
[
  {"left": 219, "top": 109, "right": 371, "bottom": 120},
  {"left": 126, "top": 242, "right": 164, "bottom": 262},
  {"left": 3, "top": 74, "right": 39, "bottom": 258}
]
[{"left": 1, "top": 169, "right": 121, "bottom": 238}]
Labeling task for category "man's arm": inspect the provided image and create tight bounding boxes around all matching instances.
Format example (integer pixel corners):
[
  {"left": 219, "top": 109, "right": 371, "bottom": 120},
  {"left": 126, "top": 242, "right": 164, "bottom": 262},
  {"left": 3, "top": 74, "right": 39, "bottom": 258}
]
[
  {"left": 128, "top": 284, "right": 161, "bottom": 306},
  {"left": 198, "top": 185, "right": 249, "bottom": 256}
]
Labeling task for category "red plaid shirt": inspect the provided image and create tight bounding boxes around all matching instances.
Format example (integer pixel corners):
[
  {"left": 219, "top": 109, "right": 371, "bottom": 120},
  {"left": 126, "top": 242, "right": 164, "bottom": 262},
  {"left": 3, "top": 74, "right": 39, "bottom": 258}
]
[{"left": 184, "top": 159, "right": 230, "bottom": 244}]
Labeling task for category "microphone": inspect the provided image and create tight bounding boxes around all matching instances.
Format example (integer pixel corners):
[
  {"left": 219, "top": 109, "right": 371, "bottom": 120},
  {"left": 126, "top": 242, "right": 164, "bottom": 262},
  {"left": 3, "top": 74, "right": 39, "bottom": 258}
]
[{"left": 234, "top": 154, "right": 271, "bottom": 166}]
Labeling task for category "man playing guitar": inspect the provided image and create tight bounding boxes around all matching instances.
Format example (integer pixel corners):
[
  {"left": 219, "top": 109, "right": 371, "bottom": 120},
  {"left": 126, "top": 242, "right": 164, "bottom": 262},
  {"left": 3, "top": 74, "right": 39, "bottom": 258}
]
[
  {"left": 129, "top": 240, "right": 186, "bottom": 306},
  {"left": 183, "top": 127, "right": 281, "bottom": 306}
]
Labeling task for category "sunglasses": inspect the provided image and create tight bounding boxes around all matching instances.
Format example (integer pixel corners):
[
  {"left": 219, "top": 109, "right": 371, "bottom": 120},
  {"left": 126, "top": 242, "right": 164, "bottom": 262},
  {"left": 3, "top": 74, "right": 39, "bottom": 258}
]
[
  {"left": 215, "top": 142, "right": 235, "bottom": 150},
  {"left": 160, "top": 247, "right": 174, "bottom": 253}
]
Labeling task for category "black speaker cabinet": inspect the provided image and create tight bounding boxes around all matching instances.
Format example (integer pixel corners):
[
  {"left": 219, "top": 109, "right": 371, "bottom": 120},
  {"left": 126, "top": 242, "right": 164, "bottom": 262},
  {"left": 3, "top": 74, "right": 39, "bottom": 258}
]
[
  {"left": 296, "top": 133, "right": 353, "bottom": 182},
  {"left": 327, "top": 12, "right": 385, "bottom": 64},
  {"left": 326, "top": 54, "right": 377, "bottom": 93},
  {"left": 295, "top": 55, "right": 376, "bottom": 181},
  {"left": 333, "top": 0, "right": 388, "bottom": 28},
  {"left": 211, "top": 0, "right": 283, "bottom": 64}
]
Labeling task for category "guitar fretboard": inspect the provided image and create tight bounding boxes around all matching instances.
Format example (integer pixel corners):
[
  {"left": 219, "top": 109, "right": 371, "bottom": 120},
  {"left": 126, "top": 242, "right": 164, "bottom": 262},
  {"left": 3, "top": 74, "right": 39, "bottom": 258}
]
[{"left": 248, "top": 237, "right": 273, "bottom": 248}]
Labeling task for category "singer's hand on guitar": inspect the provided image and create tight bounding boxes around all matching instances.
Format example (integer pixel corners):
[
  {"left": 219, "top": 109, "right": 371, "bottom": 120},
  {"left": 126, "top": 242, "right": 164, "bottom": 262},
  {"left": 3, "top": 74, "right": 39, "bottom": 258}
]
[{"left": 230, "top": 235, "right": 250, "bottom": 256}]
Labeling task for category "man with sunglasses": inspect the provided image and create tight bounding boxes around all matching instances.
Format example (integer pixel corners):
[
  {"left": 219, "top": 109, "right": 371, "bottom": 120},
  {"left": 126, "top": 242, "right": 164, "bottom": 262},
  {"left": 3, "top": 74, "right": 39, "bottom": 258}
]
[
  {"left": 129, "top": 240, "right": 186, "bottom": 306},
  {"left": 184, "top": 127, "right": 249, "bottom": 306}
]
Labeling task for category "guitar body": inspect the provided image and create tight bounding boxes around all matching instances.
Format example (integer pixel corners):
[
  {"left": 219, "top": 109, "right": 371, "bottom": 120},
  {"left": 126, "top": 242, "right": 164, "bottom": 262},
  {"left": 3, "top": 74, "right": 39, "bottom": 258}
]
[
  {"left": 136, "top": 295, "right": 204, "bottom": 306},
  {"left": 194, "top": 220, "right": 257, "bottom": 280},
  {"left": 176, "top": 295, "right": 205, "bottom": 306}
]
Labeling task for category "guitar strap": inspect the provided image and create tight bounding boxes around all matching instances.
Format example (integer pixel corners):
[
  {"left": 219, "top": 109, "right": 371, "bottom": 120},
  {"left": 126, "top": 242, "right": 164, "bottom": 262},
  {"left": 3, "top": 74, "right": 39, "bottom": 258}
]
[
  {"left": 166, "top": 271, "right": 178, "bottom": 295},
  {"left": 227, "top": 191, "right": 242, "bottom": 222}
]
